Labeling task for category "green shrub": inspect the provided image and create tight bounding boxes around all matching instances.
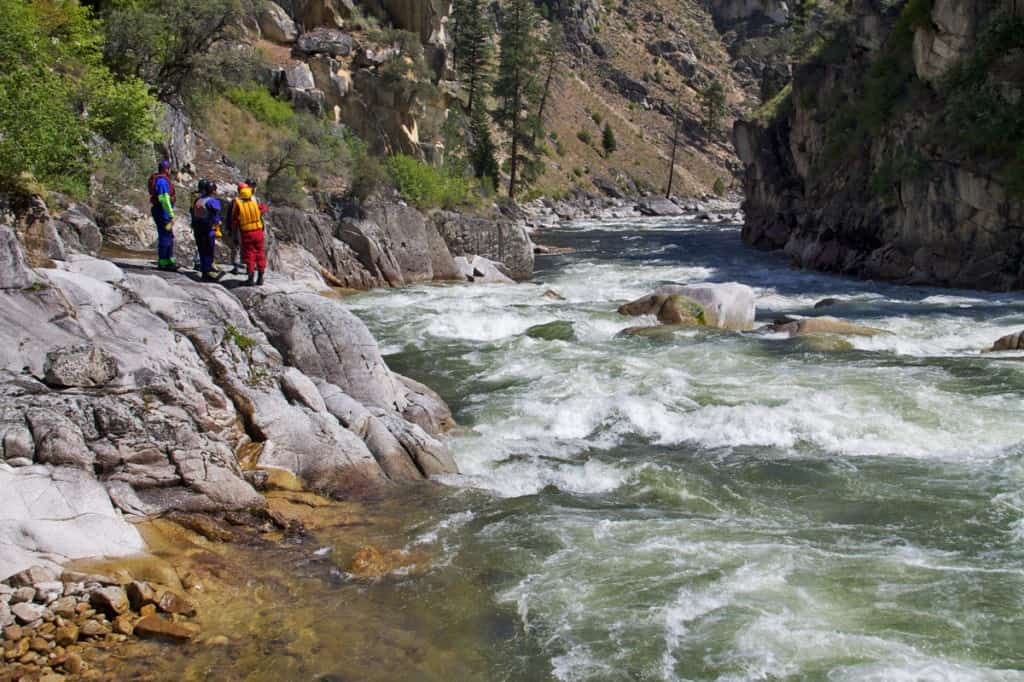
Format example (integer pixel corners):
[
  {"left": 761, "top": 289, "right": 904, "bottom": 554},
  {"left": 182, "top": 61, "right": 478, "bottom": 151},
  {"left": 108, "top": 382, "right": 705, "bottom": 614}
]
[
  {"left": 0, "top": 0, "right": 157, "bottom": 194},
  {"left": 576, "top": 129, "right": 593, "bottom": 145},
  {"left": 591, "top": 111, "right": 603, "bottom": 126},
  {"left": 712, "top": 177, "right": 726, "bottom": 196},
  {"left": 385, "top": 154, "right": 472, "bottom": 209},
  {"left": 225, "top": 86, "right": 295, "bottom": 128}
]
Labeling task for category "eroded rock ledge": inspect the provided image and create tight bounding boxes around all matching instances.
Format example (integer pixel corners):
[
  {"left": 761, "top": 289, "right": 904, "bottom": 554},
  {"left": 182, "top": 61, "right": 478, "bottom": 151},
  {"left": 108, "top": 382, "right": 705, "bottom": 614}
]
[{"left": 0, "top": 208, "right": 458, "bottom": 580}]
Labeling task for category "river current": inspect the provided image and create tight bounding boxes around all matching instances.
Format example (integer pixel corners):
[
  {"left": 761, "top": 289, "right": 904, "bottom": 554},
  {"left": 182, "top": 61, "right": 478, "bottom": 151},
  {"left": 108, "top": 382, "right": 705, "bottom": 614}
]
[
  {"left": 348, "top": 216, "right": 1024, "bottom": 681},
  {"left": 125, "top": 216, "right": 1024, "bottom": 681}
]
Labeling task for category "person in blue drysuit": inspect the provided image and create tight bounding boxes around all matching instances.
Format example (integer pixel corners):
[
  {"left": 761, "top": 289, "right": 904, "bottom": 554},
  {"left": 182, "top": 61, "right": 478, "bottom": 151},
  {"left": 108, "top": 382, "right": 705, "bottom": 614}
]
[
  {"left": 190, "top": 179, "right": 223, "bottom": 282},
  {"left": 148, "top": 159, "right": 177, "bottom": 270}
]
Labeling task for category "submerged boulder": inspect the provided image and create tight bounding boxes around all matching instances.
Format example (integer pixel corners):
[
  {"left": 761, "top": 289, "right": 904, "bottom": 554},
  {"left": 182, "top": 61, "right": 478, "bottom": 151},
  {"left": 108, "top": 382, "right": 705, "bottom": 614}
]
[
  {"left": 765, "top": 316, "right": 887, "bottom": 337},
  {"left": 526, "top": 320, "right": 576, "bottom": 341}
]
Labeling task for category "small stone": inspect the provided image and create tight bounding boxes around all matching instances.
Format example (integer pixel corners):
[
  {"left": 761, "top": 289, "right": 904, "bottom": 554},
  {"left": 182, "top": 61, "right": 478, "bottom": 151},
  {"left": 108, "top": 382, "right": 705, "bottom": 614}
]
[
  {"left": 12, "top": 587, "right": 36, "bottom": 604},
  {"left": 206, "top": 634, "right": 230, "bottom": 646},
  {"left": 89, "top": 586, "right": 129, "bottom": 616},
  {"left": 3, "top": 636, "right": 29, "bottom": 659},
  {"left": 51, "top": 597, "right": 77, "bottom": 619},
  {"left": 34, "top": 582, "right": 64, "bottom": 602},
  {"left": 125, "top": 582, "right": 158, "bottom": 610},
  {"left": 61, "top": 571, "right": 117, "bottom": 586},
  {"left": 112, "top": 614, "right": 134, "bottom": 636},
  {"left": 133, "top": 615, "right": 198, "bottom": 642},
  {"left": 139, "top": 604, "right": 157, "bottom": 618},
  {"left": 62, "top": 582, "right": 85, "bottom": 597},
  {"left": 79, "top": 620, "right": 105, "bottom": 638},
  {"left": 4, "top": 624, "right": 23, "bottom": 641},
  {"left": 11, "top": 602, "right": 45, "bottom": 624},
  {"left": 10, "top": 566, "right": 57, "bottom": 587},
  {"left": 19, "top": 649, "right": 38, "bottom": 664},
  {"left": 179, "top": 572, "right": 202, "bottom": 591},
  {"left": 0, "top": 584, "right": 13, "bottom": 597},
  {"left": 30, "top": 636, "right": 50, "bottom": 653},
  {"left": 39, "top": 673, "right": 65, "bottom": 682},
  {"left": 55, "top": 624, "right": 78, "bottom": 647},
  {"left": 157, "top": 591, "right": 195, "bottom": 617},
  {"left": 63, "top": 652, "right": 84, "bottom": 674},
  {"left": 75, "top": 603, "right": 91, "bottom": 616},
  {"left": 0, "top": 602, "right": 11, "bottom": 628}
]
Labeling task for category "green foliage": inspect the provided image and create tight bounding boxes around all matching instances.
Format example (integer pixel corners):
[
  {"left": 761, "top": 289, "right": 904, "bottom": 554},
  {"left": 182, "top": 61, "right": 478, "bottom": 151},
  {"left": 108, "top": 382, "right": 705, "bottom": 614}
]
[
  {"left": 385, "top": 155, "right": 473, "bottom": 209},
  {"left": 753, "top": 83, "right": 793, "bottom": 123},
  {"left": 699, "top": 80, "right": 727, "bottom": 136},
  {"left": 590, "top": 111, "right": 603, "bottom": 126},
  {"left": 224, "top": 325, "right": 257, "bottom": 351},
  {"left": 451, "top": 0, "right": 492, "bottom": 111},
  {"left": 869, "top": 151, "right": 929, "bottom": 199},
  {"left": 493, "top": 0, "right": 542, "bottom": 198},
  {"left": 225, "top": 86, "right": 294, "bottom": 127},
  {"left": 821, "top": 0, "right": 922, "bottom": 164},
  {"left": 712, "top": 177, "right": 726, "bottom": 196},
  {"left": 468, "top": 103, "right": 499, "bottom": 185},
  {"left": 345, "top": 133, "right": 388, "bottom": 203},
  {"left": 102, "top": 0, "right": 254, "bottom": 105},
  {"left": 576, "top": 130, "right": 593, "bottom": 145},
  {"left": 936, "top": 14, "right": 1024, "bottom": 194},
  {"left": 601, "top": 122, "right": 617, "bottom": 156},
  {"left": 0, "top": 0, "right": 158, "bottom": 193}
]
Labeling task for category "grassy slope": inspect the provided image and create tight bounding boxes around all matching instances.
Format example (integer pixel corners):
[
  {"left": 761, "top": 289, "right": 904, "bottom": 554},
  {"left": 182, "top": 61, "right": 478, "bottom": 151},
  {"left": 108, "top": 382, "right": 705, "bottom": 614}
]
[{"left": 531, "top": 0, "right": 751, "bottom": 198}]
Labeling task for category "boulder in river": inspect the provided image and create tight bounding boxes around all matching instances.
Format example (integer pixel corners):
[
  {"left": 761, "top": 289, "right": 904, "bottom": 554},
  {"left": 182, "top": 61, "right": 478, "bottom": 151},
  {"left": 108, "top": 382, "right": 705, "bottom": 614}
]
[
  {"left": 619, "top": 282, "right": 756, "bottom": 331},
  {"left": 765, "top": 316, "right": 887, "bottom": 337},
  {"left": 985, "top": 330, "right": 1024, "bottom": 352},
  {"left": 526, "top": 320, "right": 576, "bottom": 341}
]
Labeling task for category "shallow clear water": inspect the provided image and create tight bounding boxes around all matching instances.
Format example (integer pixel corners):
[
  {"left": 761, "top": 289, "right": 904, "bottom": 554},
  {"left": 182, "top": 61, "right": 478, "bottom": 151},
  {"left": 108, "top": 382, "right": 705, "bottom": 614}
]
[{"left": 344, "top": 217, "right": 1024, "bottom": 681}]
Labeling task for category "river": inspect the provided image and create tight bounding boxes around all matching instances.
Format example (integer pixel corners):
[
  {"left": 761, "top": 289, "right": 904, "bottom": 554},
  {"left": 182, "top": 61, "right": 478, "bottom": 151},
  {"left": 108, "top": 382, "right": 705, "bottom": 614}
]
[{"left": 127, "top": 216, "right": 1024, "bottom": 681}]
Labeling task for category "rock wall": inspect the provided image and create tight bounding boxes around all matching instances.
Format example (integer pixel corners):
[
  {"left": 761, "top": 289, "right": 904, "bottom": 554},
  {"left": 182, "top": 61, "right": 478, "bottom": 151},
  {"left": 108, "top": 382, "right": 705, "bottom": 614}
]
[
  {"left": 735, "top": 0, "right": 1024, "bottom": 290},
  {"left": 0, "top": 197, "right": 462, "bottom": 579},
  {"left": 272, "top": 201, "right": 534, "bottom": 285}
]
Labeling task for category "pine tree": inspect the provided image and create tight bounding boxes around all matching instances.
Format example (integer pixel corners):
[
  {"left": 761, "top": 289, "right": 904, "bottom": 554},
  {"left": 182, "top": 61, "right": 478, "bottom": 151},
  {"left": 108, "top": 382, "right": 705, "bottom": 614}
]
[
  {"left": 452, "top": 0, "right": 491, "bottom": 112},
  {"left": 699, "top": 80, "right": 727, "bottom": 138},
  {"left": 532, "top": 21, "right": 564, "bottom": 145},
  {"left": 601, "top": 122, "right": 617, "bottom": 156},
  {"left": 493, "top": 0, "right": 541, "bottom": 199},
  {"left": 469, "top": 102, "right": 499, "bottom": 186}
]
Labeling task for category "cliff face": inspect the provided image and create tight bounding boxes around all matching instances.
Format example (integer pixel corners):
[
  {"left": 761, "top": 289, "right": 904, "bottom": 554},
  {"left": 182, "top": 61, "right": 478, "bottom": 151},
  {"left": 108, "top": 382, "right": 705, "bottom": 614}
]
[{"left": 734, "top": 0, "right": 1024, "bottom": 290}]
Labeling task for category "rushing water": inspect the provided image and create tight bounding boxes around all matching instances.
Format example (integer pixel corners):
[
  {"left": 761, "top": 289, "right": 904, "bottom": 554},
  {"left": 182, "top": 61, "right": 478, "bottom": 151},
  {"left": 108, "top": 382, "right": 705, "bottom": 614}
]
[
  {"left": 345, "top": 216, "right": 1024, "bottom": 681},
  {"left": 125, "top": 216, "right": 1024, "bottom": 681}
]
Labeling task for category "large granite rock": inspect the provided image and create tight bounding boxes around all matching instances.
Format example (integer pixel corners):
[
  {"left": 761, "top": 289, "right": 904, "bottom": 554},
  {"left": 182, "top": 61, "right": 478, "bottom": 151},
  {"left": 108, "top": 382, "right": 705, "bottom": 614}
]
[
  {"left": 0, "top": 464, "right": 145, "bottom": 581},
  {"left": 0, "top": 226, "right": 37, "bottom": 290},
  {"left": 294, "top": 27, "right": 354, "bottom": 56},
  {"left": 619, "top": 282, "right": 757, "bottom": 330},
  {"left": 259, "top": 0, "right": 299, "bottom": 43},
  {"left": 432, "top": 211, "right": 534, "bottom": 281}
]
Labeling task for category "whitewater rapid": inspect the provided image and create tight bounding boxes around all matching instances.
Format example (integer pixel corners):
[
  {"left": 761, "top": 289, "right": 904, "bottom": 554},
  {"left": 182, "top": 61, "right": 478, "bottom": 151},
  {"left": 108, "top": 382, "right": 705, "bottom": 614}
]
[{"left": 349, "top": 217, "right": 1024, "bottom": 681}]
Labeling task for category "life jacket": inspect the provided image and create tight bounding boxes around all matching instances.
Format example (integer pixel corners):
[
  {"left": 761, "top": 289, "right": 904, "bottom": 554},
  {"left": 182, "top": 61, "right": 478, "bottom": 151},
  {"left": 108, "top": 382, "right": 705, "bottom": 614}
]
[
  {"left": 148, "top": 172, "right": 175, "bottom": 207},
  {"left": 233, "top": 197, "right": 263, "bottom": 232},
  {"left": 191, "top": 195, "right": 216, "bottom": 223}
]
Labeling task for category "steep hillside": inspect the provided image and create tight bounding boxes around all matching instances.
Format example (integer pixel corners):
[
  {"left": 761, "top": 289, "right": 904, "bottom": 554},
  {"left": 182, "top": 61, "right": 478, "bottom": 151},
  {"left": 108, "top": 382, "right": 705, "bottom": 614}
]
[{"left": 735, "top": 0, "right": 1024, "bottom": 290}]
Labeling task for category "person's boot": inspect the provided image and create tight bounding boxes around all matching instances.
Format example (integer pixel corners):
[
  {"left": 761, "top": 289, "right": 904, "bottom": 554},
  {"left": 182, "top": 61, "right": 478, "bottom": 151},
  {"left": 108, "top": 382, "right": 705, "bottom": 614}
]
[
  {"left": 165, "top": 260, "right": 180, "bottom": 272},
  {"left": 256, "top": 271, "right": 265, "bottom": 286},
  {"left": 201, "top": 271, "right": 221, "bottom": 283},
  {"left": 244, "top": 272, "right": 255, "bottom": 286}
]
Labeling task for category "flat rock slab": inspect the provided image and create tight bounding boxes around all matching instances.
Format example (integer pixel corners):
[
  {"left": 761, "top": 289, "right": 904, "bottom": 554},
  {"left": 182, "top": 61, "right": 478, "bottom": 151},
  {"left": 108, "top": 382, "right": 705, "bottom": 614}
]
[
  {"left": 0, "top": 464, "right": 146, "bottom": 581},
  {"left": 134, "top": 615, "right": 198, "bottom": 641}
]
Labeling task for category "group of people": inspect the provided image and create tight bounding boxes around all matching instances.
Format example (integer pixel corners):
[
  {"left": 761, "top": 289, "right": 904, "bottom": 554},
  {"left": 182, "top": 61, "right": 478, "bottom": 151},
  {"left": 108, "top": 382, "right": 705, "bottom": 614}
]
[{"left": 147, "top": 159, "right": 269, "bottom": 286}]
